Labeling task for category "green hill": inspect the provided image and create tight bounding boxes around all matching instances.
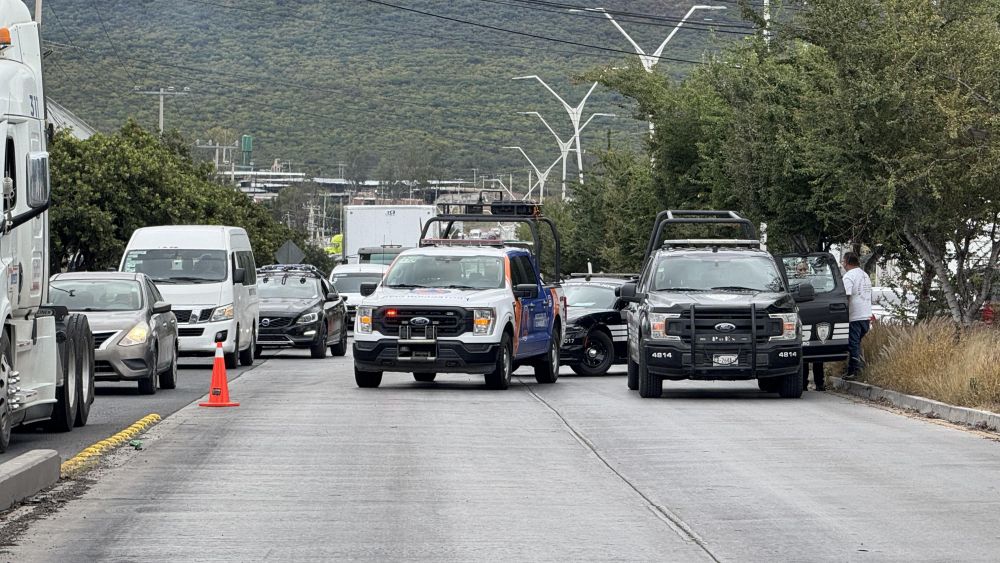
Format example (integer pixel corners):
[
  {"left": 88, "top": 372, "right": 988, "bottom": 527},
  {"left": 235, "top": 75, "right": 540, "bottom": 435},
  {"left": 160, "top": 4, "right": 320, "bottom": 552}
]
[{"left": 41, "top": 0, "right": 752, "bottom": 178}]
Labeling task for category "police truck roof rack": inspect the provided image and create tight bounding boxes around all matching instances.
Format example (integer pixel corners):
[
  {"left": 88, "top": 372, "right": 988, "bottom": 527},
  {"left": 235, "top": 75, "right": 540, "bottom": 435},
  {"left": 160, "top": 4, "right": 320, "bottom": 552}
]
[
  {"left": 421, "top": 192, "right": 561, "bottom": 279},
  {"left": 257, "top": 264, "right": 323, "bottom": 276},
  {"left": 643, "top": 210, "right": 759, "bottom": 262}
]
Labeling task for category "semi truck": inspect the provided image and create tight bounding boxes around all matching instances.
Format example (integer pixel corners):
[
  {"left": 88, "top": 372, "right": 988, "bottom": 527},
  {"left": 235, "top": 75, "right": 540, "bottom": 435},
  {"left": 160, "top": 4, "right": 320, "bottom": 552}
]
[
  {"left": 0, "top": 0, "right": 96, "bottom": 451},
  {"left": 341, "top": 205, "right": 435, "bottom": 264}
]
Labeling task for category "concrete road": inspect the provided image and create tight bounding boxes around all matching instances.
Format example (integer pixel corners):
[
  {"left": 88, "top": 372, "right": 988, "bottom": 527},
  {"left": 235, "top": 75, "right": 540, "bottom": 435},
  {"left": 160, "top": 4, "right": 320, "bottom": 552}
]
[
  {"left": 4, "top": 351, "right": 1000, "bottom": 561},
  {"left": 2, "top": 357, "right": 262, "bottom": 461}
]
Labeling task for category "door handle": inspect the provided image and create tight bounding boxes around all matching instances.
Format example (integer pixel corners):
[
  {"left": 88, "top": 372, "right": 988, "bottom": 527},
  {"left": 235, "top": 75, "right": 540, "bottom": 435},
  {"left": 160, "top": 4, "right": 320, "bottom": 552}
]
[{"left": 830, "top": 303, "right": 848, "bottom": 313}]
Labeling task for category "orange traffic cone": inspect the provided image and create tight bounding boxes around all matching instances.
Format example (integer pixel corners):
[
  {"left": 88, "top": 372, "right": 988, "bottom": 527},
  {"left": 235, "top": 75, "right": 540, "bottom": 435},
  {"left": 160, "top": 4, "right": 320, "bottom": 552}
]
[{"left": 199, "top": 342, "right": 240, "bottom": 408}]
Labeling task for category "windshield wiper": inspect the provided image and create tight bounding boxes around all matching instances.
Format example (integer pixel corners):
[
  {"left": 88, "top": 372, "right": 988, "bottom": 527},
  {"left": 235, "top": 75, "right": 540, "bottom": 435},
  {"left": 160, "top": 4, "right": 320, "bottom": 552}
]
[
  {"left": 444, "top": 285, "right": 479, "bottom": 290},
  {"left": 164, "top": 276, "right": 218, "bottom": 284},
  {"left": 655, "top": 287, "right": 708, "bottom": 292},
  {"left": 148, "top": 277, "right": 177, "bottom": 284},
  {"left": 711, "top": 286, "right": 763, "bottom": 292},
  {"left": 387, "top": 284, "right": 427, "bottom": 289}
]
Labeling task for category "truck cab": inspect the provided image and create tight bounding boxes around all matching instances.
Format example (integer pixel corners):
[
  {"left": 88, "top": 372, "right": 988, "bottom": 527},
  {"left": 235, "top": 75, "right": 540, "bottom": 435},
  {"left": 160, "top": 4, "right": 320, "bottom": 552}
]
[{"left": 352, "top": 199, "right": 566, "bottom": 390}]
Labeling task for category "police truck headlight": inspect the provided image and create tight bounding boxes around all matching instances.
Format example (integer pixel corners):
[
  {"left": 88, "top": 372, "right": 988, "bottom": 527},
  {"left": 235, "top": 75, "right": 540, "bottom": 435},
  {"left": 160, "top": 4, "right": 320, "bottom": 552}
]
[
  {"left": 473, "top": 308, "right": 496, "bottom": 336},
  {"left": 769, "top": 313, "right": 800, "bottom": 341},
  {"left": 296, "top": 311, "right": 320, "bottom": 325},
  {"left": 120, "top": 322, "right": 150, "bottom": 346},
  {"left": 648, "top": 313, "right": 681, "bottom": 341},
  {"left": 357, "top": 306, "right": 374, "bottom": 334},
  {"left": 210, "top": 304, "right": 234, "bottom": 322}
]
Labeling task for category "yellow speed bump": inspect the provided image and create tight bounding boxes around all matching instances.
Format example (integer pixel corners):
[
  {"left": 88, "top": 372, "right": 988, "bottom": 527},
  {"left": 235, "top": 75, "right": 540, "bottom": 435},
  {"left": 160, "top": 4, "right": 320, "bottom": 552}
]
[{"left": 61, "top": 414, "right": 161, "bottom": 477}]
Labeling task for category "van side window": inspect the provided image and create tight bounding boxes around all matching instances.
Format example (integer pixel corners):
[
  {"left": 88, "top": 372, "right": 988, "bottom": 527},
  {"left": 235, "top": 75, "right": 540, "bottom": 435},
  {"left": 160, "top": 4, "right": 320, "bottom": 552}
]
[
  {"left": 235, "top": 251, "right": 256, "bottom": 284},
  {"left": 3, "top": 138, "right": 16, "bottom": 207}
]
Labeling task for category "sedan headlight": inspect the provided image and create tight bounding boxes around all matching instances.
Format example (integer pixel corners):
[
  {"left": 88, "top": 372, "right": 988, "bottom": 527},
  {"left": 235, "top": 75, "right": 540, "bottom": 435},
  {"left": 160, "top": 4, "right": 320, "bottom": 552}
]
[
  {"left": 120, "top": 321, "right": 150, "bottom": 347},
  {"left": 648, "top": 313, "right": 681, "bottom": 341},
  {"left": 210, "top": 304, "right": 234, "bottom": 322},
  {"left": 357, "top": 306, "right": 373, "bottom": 334},
  {"left": 297, "top": 311, "right": 320, "bottom": 325},
  {"left": 472, "top": 308, "right": 496, "bottom": 336},
  {"left": 769, "top": 313, "right": 800, "bottom": 341}
]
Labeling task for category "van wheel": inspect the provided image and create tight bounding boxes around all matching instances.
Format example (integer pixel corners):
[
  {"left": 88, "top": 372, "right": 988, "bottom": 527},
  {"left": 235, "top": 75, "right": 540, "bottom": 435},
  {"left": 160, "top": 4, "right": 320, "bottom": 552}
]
[
  {"left": 239, "top": 330, "right": 255, "bottom": 366},
  {"left": 637, "top": 347, "right": 662, "bottom": 399},
  {"left": 0, "top": 331, "right": 13, "bottom": 453},
  {"left": 355, "top": 366, "right": 382, "bottom": 388},
  {"left": 533, "top": 334, "right": 560, "bottom": 384},
  {"left": 225, "top": 329, "right": 239, "bottom": 370},
  {"left": 70, "top": 315, "right": 95, "bottom": 427},
  {"left": 138, "top": 345, "right": 158, "bottom": 395},
  {"left": 485, "top": 334, "right": 512, "bottom": 390},
  {"left": 47, "top": 317, "right": 81, "bottom": 432}
]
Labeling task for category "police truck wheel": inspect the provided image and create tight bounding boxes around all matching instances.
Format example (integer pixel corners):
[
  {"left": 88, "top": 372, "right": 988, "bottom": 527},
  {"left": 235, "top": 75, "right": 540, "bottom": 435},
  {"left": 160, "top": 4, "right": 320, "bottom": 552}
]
[
  {"left": 572, "top": 330, "right": 614, "bottom": 377},
  {"left": 138, "top": 345, "right": 158, "bottom": 395},
  {"left": 533, "top": 333, "right": 560, "bottom": 384},
  {"left": 485, "top": 334, "right": 513, "bottom": 390},
  {"left": 47, "top": 319, "right": 81, "bottom": 432},
  {"left": 413, "top": 373, "right": 437, "bottom": 382},
  {"left": 72, "top": 315, "right": 95, "bottom": 427},
  {"left": 637, "top": 347, "right": 662, "bottom": 399},
  {"left": 627, "top": 356, "right": 639, "bottom": 390},
  {"left": 310, "top": 327, "right": 328, "bottom": 359},
  {"left": 355, "top": 366, "right": 382, "bottom": 388},
  {"left": 757, "top": 377, "right": 781, "bottom": 393},
  {"left": 779, "top": 361, "right": 804, "bottom": 398},
  {"left": 0, "top": 331, "right": 13, "bottom": 453},
  {"left": 240, "top": 330, "right": 256, "bottom": 366},
  {"left": 330, "top": 329, "right": 348, "bottom": 357}
]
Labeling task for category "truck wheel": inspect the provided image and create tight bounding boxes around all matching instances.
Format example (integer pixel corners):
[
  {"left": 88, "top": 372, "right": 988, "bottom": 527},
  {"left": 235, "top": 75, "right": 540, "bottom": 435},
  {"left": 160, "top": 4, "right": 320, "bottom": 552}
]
[
  {"left": 627, "top": 356, "right": 639, "bottom": 391},
  {"left": 159, "top": 346, "right": 179, "bottom": 390},
  {"left": 138, "top": 344, "right": 158, "bottom": 395},
  {"left": 779, "top": 363, "right": 804, "bottom": 399},
  {"left": 240, "top": 330, "right": 256, "bottom": 366},
  {"left": 47, "top": 318, "right": 81, "bottom": 432},
  {"left": 637, "top": 348, "right": 662, "bottom": 399},
  {"left": 355, "top": 366, "right": 382, "bottom": 388},
  {"left": 330, "top": 329, "right": 348, "bottom": 357},
  {"left": 413, "top": 373, "right": 436, "bottom": 382},
  {"left": 70, "top": 315, "right": 95, "bottom": 427},
  {"left": 485, "top": 334, "right": 512, "bottom": 390},
  {"left": 0, "top": 331, "right": 12, "bottom": 453},
  {"left": 310, "top": 327, "right": 328, "bottom": 359},
  {"left": 757, "top": 377, "right": 781, "bottom": 393},
  {"left": 533, "top": 332, "right": 560, "bottom": 384},
  {"left": 571, "top": 330, "right": 614, "bottom": 377}
]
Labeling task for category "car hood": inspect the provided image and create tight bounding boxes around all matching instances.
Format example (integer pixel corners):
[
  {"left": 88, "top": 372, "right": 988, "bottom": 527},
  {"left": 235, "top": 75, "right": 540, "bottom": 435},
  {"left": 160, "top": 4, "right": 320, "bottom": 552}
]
[
  {"left": 340, "top": 292, "right": 363, "bottom": 306},
  {"left": 363, "top": 286, "right": 509, "bottom": 307},
  {"left": 154, "top": 282, "right": 226, "bottom": 308},
  {"left": 567, "top": 307, "right": 614, "bottom": 322},
  {"left": 78, "top": 310, "right": 146, "bottom": 332},
  {"left": 259, "top": 297, "right": 321, "bottom": 316},
  {"left": 646, "top": 291, "right": 794, "bottom": 312}
]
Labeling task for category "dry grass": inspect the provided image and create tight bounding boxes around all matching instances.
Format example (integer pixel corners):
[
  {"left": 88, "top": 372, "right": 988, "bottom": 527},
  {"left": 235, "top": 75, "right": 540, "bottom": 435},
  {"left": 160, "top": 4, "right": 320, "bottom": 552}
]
[{"left": 860, "top": 318, "right": 1000, "bottom": 413}]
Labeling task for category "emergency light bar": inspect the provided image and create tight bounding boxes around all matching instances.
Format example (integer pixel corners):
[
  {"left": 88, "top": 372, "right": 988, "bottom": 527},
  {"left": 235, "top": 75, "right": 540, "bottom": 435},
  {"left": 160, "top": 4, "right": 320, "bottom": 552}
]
[
  {"left": 661, "top": 239, "right": 762, "bottom": 249},
  {"left": 435, "top": 200, "right": 542, "bottom": 217},
  {"left": 419, "top": 238, "right": 507, "bottom": 248}
]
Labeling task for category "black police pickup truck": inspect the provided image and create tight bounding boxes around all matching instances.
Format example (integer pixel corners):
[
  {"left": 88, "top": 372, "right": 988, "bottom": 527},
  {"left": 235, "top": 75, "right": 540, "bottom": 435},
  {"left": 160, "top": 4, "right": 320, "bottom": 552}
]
[{"left": 619, "top": 210, "right": 819, "bottom": 399}]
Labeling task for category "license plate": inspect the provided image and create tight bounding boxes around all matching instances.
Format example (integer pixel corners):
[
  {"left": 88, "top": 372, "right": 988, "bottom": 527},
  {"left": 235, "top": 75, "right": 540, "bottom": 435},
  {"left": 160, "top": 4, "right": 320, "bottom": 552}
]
[{"left": 713, "top": 354, "right": 739, "bottom": 366}]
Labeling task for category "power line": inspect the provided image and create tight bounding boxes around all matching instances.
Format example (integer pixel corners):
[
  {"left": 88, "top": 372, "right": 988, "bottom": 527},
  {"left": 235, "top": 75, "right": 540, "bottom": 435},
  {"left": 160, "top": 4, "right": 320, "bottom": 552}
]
[
  {"left": 477, "top": 0, "right": 757, "bottom": 32},
  {"left": 88, "top": 0, "right": 137, "bottom": 86}
]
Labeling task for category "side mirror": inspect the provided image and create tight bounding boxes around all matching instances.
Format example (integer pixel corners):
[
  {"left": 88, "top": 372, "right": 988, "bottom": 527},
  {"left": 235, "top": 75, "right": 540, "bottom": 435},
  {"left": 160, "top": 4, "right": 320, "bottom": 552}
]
[
  {"left": 513, "top": 283, "right": 539, "bottom": 299},
  {"left": 151, "top": 301, "right": 172, "bottom": 314},
  {"left": 232, "top": 268, "right": 247, "bottom": 285},
  {"left": 360, "top": 282, "right": 378, "bottom": 297},
  {"left": 619, "top": 282, "right": 641, "bottom": 303},
  {"left": 326, "top": 292, "right": 339, "bottom": 302},
  {"left": 794, "top": 282, "right": 816, "bottom": 303}
]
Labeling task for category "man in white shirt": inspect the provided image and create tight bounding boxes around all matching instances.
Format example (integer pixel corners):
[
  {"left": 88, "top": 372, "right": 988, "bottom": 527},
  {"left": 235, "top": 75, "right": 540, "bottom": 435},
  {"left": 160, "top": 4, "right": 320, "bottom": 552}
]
[{"left": 841, "top": 252, "right": 873, "bottom": 379}]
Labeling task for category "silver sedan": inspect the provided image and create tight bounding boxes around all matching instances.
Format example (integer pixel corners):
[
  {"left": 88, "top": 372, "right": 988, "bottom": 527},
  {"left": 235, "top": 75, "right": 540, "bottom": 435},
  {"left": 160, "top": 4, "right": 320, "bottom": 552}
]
[{"left": 49, "top": 272, "right": 178, "bottom": 395}]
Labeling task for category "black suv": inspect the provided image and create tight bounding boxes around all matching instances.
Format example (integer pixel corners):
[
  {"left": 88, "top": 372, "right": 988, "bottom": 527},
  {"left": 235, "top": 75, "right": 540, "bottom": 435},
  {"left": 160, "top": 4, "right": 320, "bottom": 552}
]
[
  {"left": 619, "top": 210, "right": 815, "bottom": 399},
  {"left": 255, "top": 264, "right": 349, "bottom": 358}
]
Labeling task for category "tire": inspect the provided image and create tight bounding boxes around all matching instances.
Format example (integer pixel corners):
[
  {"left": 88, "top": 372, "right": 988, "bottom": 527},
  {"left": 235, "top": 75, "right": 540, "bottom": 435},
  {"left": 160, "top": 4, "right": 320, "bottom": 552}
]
[
  {"left": 413, "top": 372, "right": 437, "bottom": 382},
  {"left": 572, "top": 330, "right": 614, "bottom": 377},
  {"left": 239, "top": 329, "right": 255, "bottom": 366},
  {"left": 637, "top": 345, "right": 662, "bottom": 398},
  {"left": 485, "top": 333, "right": 513, "bottom": 390},
  {"left": 47, "top": 317, "right": 81, "bottom": 432},
  {"left": 138, "top": 344, "right": 158, "bottom": 395},
  {"left": 779, "top": 362, "right": 804, "bottom": 399},
  {"left": 159, "top": 346, "right": 178, "bottom": 390},
  {"left": 355, "top": 366, "right": 383, "bottom": 388},
  {"left": 310, "top": 327, "right": 328, "bottom": 359},
  {"left": 67, "top": 315, "right": 95, "bottom": 428},
  {"left": 254, "top": 345, "right": 263, "bottom": 359},
  {"left": 0, "top": 331, "right": 13, "bottom": 453},
  {"left": 757, "top": 377, "right": 781, "bottom": 393},
  {"left": 225, "top": 329, "right": 239, "bottom": 370},
  {"left": 627, "top": 356, "right": 639, "bottom": 391},
  {"left": 330, "top": 327, "right": 348, "bottom": 357},
  {"left": 533, "top": 331, "right": 560, "bottom": 384}
]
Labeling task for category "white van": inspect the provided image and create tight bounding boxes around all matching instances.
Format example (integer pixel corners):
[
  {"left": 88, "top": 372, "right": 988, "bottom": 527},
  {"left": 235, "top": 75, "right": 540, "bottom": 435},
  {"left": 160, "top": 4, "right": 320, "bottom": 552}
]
[{"left": 120, "top": 226, "right": 259, "bottom": 368}]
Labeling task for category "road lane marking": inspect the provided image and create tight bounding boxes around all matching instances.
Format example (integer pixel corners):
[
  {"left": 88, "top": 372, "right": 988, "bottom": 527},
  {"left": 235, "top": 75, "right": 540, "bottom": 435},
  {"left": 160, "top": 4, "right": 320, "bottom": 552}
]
[{"left": 60, "top": 414, "right": 162, "bottom": 477}]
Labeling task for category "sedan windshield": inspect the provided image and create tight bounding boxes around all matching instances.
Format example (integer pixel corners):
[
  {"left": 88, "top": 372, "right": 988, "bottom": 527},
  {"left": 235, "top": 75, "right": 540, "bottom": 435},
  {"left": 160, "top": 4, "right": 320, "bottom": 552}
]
[
  {"left": 258, "top": 275, "right": 321, "bottom": 299},
  {"left": 651, "top": 255, "right": 785, "bottom": 293},
  {"left": 50, "top": 280, "right": 143, "bottom": 312},
  {"left": 123, "top": 249, "right": 228, "bottom": 284},
  {"left": 385, "top": 255, "right": 504, "bottom": 290},
  {"left": 331, "top": 273, "right": 384, "bottom": 293},
  {"left": 564, "top": 284, "right": 618, "bottom": 309}
]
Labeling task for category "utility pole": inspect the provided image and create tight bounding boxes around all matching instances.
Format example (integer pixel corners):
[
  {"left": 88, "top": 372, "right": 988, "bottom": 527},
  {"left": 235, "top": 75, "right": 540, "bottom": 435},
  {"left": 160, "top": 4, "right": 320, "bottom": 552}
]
[
  {"left": 194, "top": 139, "right": 239, "bottom": 175},
  {"left": 133, "top": 86, "right": 191, "bottom": 134}
]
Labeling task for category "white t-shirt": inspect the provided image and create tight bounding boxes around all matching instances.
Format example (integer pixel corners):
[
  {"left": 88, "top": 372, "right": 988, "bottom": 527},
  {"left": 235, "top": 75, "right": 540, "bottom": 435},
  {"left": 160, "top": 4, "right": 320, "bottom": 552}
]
[{"left": 843, "top": 267, "right": 873, "bottom": 321}]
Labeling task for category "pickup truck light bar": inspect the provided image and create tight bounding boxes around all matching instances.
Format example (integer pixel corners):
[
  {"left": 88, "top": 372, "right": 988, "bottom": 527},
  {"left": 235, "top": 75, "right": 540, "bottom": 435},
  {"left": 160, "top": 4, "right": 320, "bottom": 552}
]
[{"left": 419, "top": 238, "right": 507, "bottom": 247}]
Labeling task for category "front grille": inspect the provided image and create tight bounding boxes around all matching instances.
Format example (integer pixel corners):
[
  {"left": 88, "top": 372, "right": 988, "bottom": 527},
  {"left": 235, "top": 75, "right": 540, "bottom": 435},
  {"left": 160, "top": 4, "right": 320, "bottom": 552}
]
[
  {"left": 375, "top": 307, "right": 471, "bottom": 337},
  {"left": 260, "top": 317, "right": 293, "bottom": 329},
  {"left": 179, "top": 328, "right": 205, "bottom": 337},
  {"left": 174, "top": 309, "right": 192, "bottom": 323},
  {"left": 667, "top": 308, "right": 781, "bottom": 344},
  {"left": 94, "top": 360, "right": 115, "bottom": 374},
  {"left": 92, "top": 331, "right": 117, "bottom": 348},
  {"left": 259, "top": 333, "right": 292, "bottom": 344}
]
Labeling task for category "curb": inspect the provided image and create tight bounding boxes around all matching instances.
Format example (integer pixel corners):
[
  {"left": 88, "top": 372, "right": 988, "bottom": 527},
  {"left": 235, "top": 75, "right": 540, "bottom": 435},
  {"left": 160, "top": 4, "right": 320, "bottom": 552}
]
[
  {"left": 0, "top": 449, "right": 60, "bottom": 512},
  {"left": 830, "top": 377, "right": 1000, "bottom": 431},
  {"left": 60, "top": 413, "right": 162, "bottom": 477}
]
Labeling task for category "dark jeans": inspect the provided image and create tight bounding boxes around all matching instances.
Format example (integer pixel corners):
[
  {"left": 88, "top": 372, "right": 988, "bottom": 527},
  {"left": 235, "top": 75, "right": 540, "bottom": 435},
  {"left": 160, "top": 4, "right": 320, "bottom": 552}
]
[
  {"left": 847, "top": 320, "right": 871, "bottom": 375},
  {"left": 803, "top": 362, "right": 825, "bottom": 389}
]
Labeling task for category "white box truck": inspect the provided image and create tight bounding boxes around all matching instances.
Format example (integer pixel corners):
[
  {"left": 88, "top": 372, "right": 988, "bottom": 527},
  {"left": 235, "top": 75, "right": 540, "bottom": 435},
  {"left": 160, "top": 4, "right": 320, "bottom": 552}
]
[{"left": 342, "top": 205, "right": 436, "bottom": 264}]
